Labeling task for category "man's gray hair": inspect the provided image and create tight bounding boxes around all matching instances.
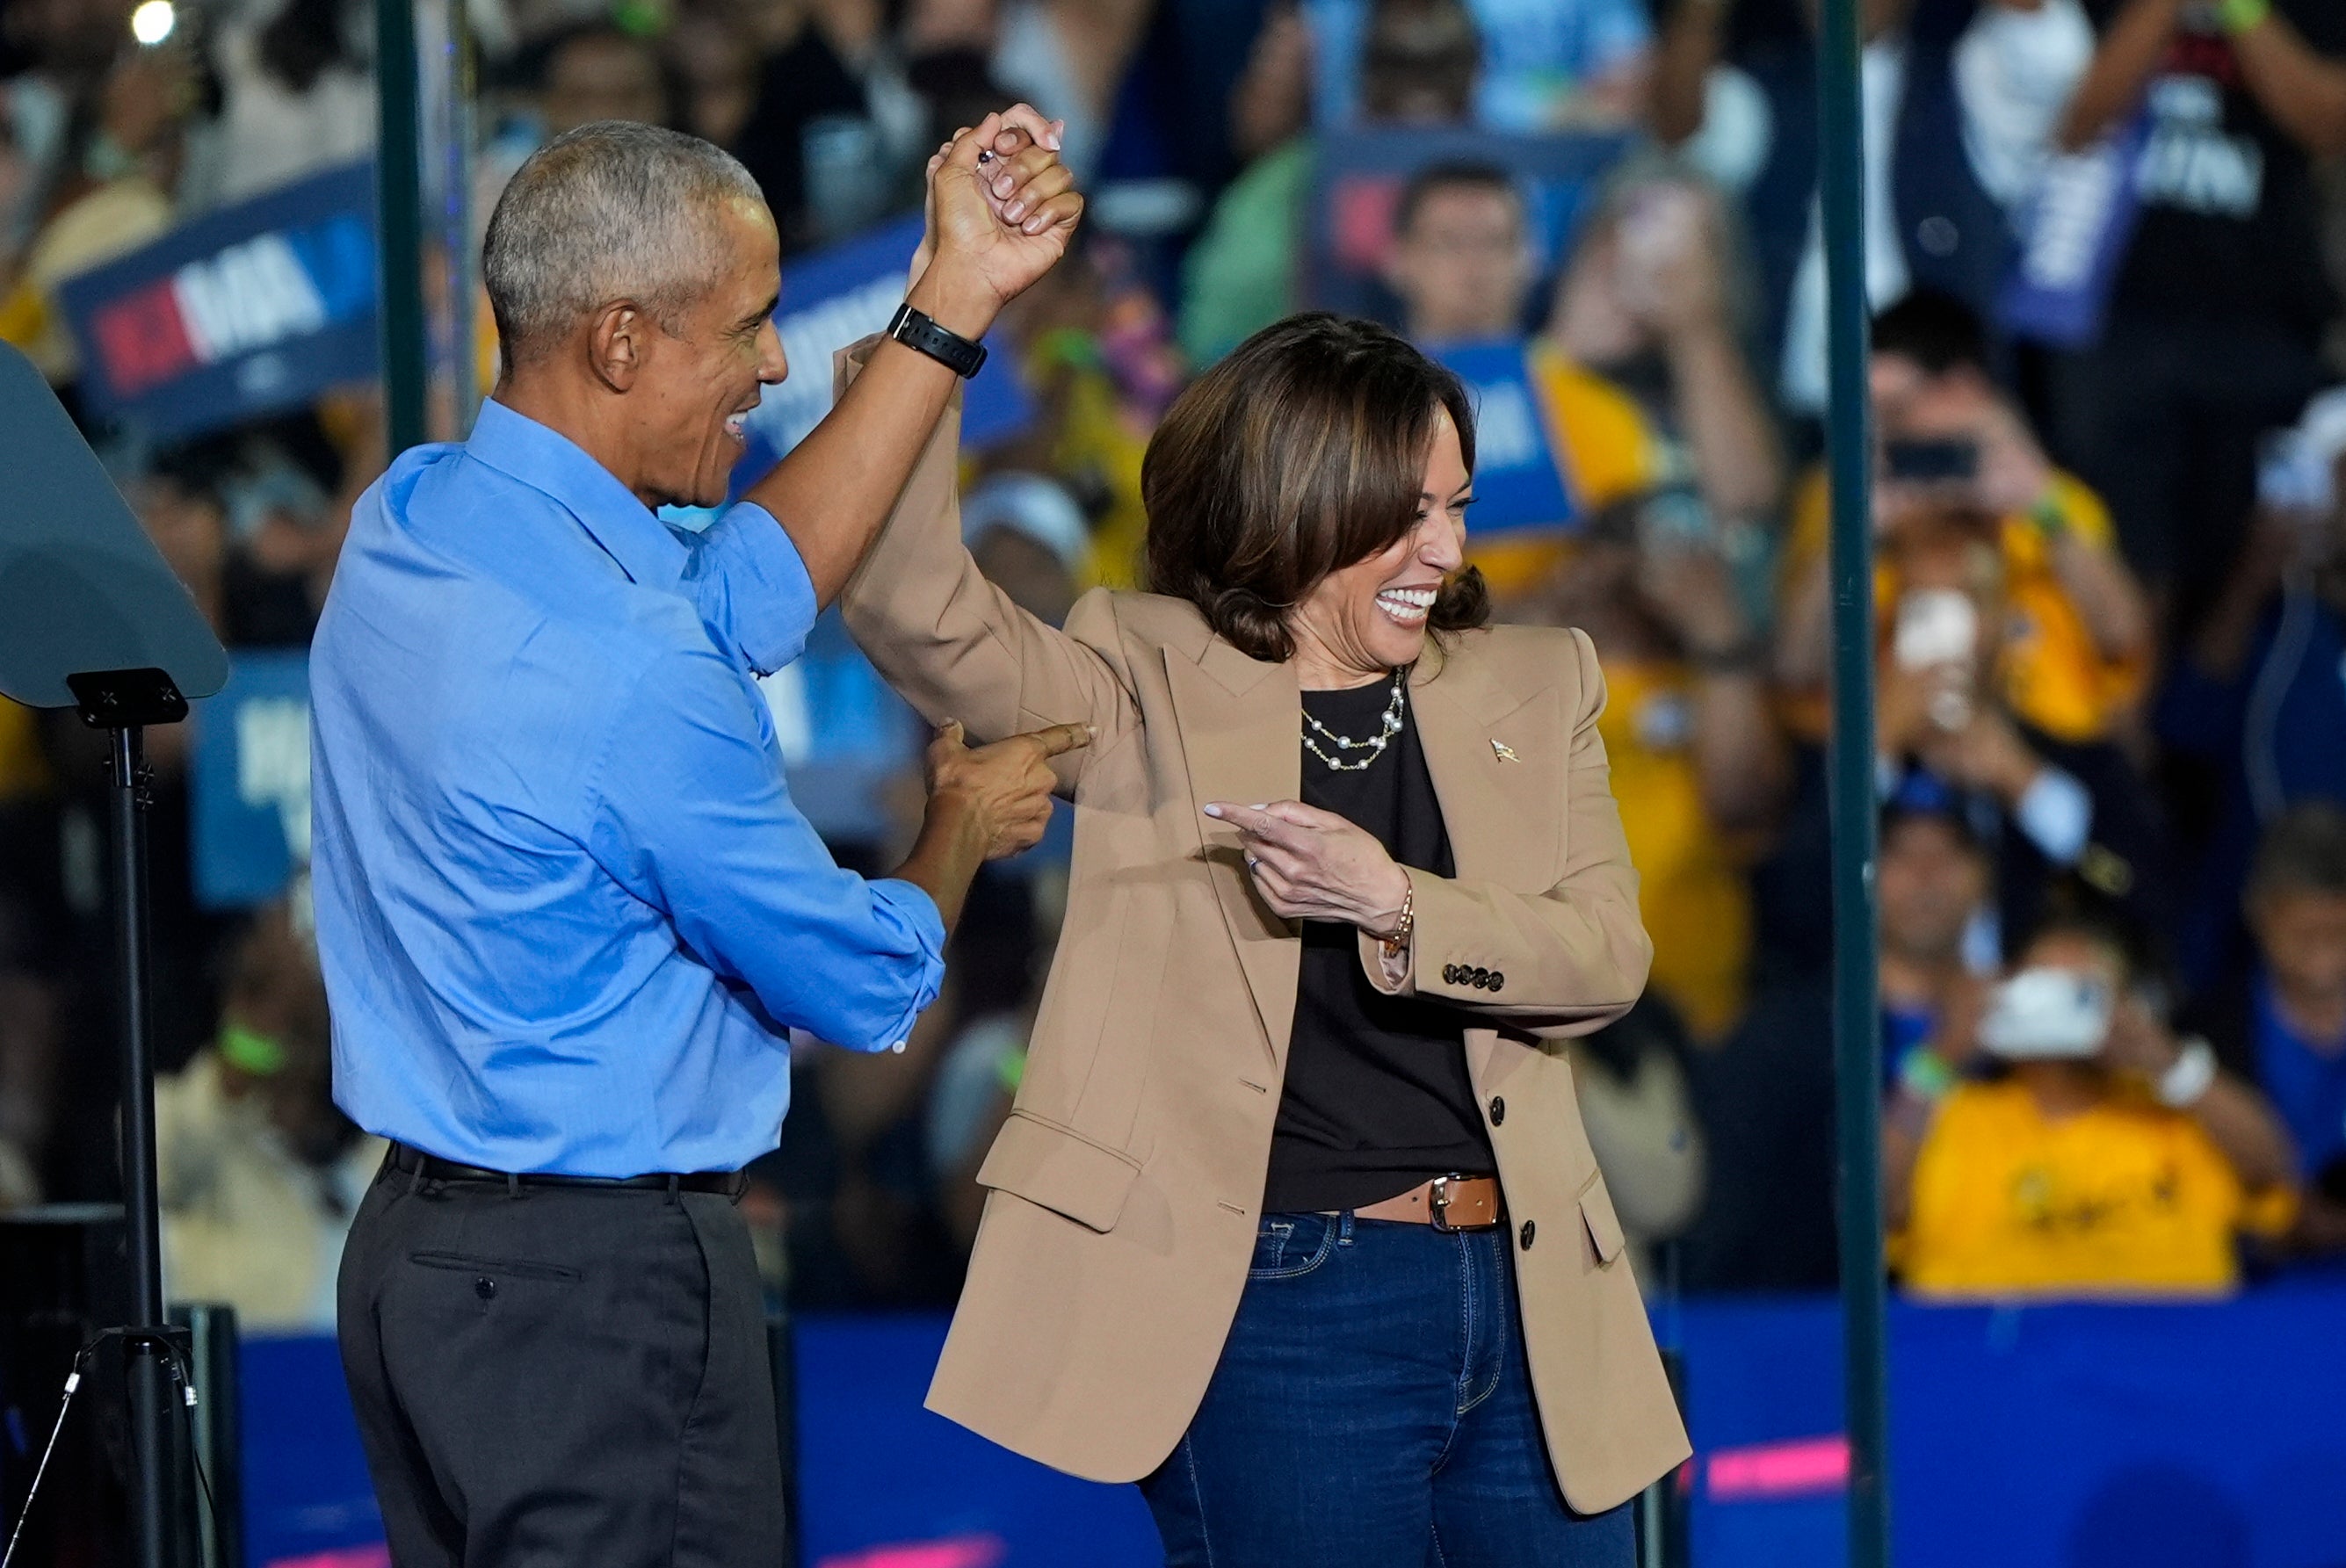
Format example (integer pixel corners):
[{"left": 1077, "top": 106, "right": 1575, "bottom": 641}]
[{"left": 482, "top": 120, "right": 767, "bottom": 365}]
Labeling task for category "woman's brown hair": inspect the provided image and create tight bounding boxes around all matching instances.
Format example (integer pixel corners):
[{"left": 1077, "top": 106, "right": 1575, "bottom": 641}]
[{"left": 1142, "top": 314, "right": 1489, "bottom": 663}]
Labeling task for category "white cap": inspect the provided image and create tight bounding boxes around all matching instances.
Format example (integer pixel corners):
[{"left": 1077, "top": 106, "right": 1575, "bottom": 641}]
[{"left": 961, "top": 473, "right": 1091, "bottom": 572}]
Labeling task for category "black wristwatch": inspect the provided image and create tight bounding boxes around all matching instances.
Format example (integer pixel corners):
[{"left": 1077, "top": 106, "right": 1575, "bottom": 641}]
[{"left": 886, "top": 302, "right": 988, "bottom": 379}]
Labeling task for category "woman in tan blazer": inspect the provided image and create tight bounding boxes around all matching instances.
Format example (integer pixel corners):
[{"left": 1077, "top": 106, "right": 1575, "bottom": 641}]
[{"left": 842, "top": 314, "right": 1689, "bottom": 1564}]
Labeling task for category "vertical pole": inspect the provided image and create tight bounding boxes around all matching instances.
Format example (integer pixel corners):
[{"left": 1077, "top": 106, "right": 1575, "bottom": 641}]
[
  {"left": 112, "top": 725, "right": 177, "bottom": 1568},
  {"left": 445, "top": 0, "right": 482, "bottom": 427},
  {"left": 377, "top": 0, "right": 429, "bottom": 454},
  {"left": 1816, "top": 0, "right": 1890, "bottom": 1563}
]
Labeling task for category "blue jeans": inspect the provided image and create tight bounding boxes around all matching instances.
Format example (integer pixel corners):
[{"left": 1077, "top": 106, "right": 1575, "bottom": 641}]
[{"left": 1140, "top": 1210, "right": 1633, "bottom": 1568}]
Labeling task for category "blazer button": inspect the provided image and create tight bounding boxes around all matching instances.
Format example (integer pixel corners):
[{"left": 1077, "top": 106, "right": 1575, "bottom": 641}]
[
  {"left": 1442, "top": 964, "right": 1459, "bottom": 984},
  {"left": 1473, "top": 967, "right": 1490, "bottom": 987},
  {"left": 1518, "top": 1220, "right": 1536, "bottom": 1251},
  {"left": 1490, "top": 972, "right": 1505, "bottom": 991},
  {"left": 1488, "top": 1096, "right": 1505, "bottom": 1125},
  {"left": 475, "top": 1276, "right": 496, "bottom": 1301}
]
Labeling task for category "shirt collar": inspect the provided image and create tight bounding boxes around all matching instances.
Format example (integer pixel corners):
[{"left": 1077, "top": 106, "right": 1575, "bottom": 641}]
[{"left": 464, "top": 398, "right": 687, "bottom": 596}]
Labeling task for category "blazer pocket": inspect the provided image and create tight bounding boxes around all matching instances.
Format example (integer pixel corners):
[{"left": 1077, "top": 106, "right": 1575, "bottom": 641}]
[
  {"left": 1577, "top": 1172, "right": 1627, "bottom": 1267},
  {"left": 974, "top": 1109, "right": 1142, "bottom": 1234}
]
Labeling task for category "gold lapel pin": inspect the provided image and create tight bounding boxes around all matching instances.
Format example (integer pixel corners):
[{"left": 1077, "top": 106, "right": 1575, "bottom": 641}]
[{"left": 1491, "top": 739, "right": 1520, "bottom": 762}]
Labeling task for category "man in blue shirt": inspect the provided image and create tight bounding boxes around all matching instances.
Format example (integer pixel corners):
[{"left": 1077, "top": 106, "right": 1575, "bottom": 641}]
[
  {"left": 2190, "top": 806, "right": 2346, "bottom": 1256},
  {"left": 318, "top": 112, "right": 1084, "bottom": 1564}
]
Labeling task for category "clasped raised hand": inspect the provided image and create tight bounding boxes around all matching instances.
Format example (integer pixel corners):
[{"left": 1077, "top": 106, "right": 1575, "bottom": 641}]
[{"left": 906, "top": 105, "right": 1084, "bottom": 340}]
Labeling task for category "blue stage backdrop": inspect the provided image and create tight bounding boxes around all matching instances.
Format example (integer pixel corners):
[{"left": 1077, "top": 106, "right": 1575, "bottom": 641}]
[
  {"left": 58, "top": 162, "right": 379, "bottom": 440},
  {"left": 240, "top": 1279, "right": 2346, "bottom": 1568}
]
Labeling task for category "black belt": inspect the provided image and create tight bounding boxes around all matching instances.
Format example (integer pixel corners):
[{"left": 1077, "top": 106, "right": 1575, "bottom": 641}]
[{"left": 385, "top": 1142, "right": 749, "bottom": 1199}]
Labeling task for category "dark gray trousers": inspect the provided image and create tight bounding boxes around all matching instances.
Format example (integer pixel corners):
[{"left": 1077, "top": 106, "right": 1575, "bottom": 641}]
[{"left": 337, "top": 1158, "right": 786, "bottom": 1567}]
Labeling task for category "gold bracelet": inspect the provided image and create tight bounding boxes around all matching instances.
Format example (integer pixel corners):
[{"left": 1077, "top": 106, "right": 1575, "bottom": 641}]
[{"left": 1379, "top": 885, "right": 1415, "bottom": 957}]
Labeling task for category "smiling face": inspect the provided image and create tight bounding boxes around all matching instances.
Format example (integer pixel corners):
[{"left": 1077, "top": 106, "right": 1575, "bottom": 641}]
[
  {"left": 1288, "top": 406, "right": 1471, "bottom": 686},
  {"left": 627, "top": 197, "right": 786, "bottom": 509}
]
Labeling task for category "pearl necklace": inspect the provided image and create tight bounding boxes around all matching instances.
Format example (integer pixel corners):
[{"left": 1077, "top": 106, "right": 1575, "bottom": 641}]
[{"left": 1302, "top": 668, "right": 1407, "bottom": 772}]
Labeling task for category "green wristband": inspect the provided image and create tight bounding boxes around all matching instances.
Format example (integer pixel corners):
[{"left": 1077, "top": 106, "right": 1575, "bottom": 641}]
[
  {"left": 2027, "top": 494, "right": 2065, "bottom": 535},
  {"left": 219, "top": 1023, "right": 287, "bottom": 1077},
  {"left": 1900, "top": 1048, "right": 1958, "bottom": 1103},
  {"left": 2218, "top": 0, "right": 2270, "bottom": 36}
]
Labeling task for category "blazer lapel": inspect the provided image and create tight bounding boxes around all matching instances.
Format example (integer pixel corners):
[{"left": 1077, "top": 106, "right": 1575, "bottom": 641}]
[
  {"left": 1164, "top": 639, "right": 1302, "bottom": 1067},
  {"left": 1411, "top": 647, "right": 1560, "bottom": 893},
  {"left": 1413, "top": 645, "right": 1564, "bottom": 1092}
]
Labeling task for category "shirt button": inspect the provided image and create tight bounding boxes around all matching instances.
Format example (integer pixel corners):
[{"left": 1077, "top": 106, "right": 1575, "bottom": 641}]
[
  {"left": 475, "top": 1276, "right": 496, "bottom": 1301},
  {"left": 1488, "top": 1096, "right": 1505, "bottom": 1125},
  {"left": 1517, "top": 1220, "right": 1536, "bottom": 1251},
  {"left": 891, "top": 1040, "right": 908, "bottom": 1054}
]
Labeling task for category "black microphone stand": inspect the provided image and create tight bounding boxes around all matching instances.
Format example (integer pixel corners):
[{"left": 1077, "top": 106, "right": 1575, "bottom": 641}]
[
  {"left": 2, "top": 339, "right": 227, "bottom": 1568},
  {"left": 72, "top": 670, "right": 193, "bottom": 1568}
]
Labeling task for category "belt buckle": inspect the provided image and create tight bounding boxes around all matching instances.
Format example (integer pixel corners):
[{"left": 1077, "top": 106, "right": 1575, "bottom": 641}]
[{"left": 1427, "top": 1175, "right": 1460, "bottom": 1232}]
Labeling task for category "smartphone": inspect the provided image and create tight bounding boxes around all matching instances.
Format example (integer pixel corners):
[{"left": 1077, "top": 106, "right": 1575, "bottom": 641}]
[
  {"left": 1892, "top": 588, "right": 1979, "bottom": 671},
  {"left": 1980, "top": 968, "right": 2113, "bottom": 1060},
  {"left": 1884, "top": 437, "right": 1980, "bottom": 485}
]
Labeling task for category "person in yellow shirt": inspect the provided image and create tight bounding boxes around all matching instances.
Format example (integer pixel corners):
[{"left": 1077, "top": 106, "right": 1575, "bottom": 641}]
[
  {"left": 1888, "top": 916, "right": 2299, "bottom": 1298},
  {"left": 1515, "top": 492, "right": 1787, "bottom": 1038},
  {"left": 1777, "top": 290, "right": 2154, "bottom": 748}
]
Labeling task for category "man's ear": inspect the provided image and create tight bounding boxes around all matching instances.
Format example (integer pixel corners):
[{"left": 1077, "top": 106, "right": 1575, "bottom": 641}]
[{"left": 588, "top": 300, "right": 647, "bottom": 393}]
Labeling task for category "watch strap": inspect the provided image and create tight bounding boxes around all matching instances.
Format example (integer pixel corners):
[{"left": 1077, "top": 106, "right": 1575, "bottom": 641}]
[{"left": 887, "top": 302, "right": 988, "bottom": 379}]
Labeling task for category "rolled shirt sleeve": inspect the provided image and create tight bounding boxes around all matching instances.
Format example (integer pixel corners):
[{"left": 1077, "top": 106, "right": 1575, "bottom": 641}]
[
  {"left": 588, "top": 641, "right": 945, "bottom": 1053},
  {"left": 684, "top": 501, "right": 819, "bottom": 678}
]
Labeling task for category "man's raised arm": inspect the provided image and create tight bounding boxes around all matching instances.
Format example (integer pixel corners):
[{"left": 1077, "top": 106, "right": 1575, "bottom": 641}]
[{"left": 748, "top": 107, "right": 1082, "bottom": 608}]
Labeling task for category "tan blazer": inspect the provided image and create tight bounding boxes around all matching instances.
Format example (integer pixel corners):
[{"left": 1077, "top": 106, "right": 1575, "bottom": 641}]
[{"left": 837, "top": 355, "right": 1692, "bottom": 1513}]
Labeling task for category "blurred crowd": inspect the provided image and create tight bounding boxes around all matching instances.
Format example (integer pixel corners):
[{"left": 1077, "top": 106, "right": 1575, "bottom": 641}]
[{"left": 3, "top": 0, "right": 2345, "bottom": 1328}]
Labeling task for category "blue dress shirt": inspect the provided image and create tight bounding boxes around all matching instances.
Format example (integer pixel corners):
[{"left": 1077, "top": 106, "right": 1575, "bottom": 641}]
[{"left": 310, "top": 399, "right": 945, "bottom": 1176}]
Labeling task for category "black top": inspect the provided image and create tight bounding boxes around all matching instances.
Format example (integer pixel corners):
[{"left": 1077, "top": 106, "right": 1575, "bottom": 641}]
[
  {"left": 1263, "top": 678, "right": 1495, "bottom": 1213},
  {"left": 2091, "top": 0, "right": 2346, "bottom": 334}
]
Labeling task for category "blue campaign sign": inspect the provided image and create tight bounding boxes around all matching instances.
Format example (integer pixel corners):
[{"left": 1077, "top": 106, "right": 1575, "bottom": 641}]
[
  {"left": 1997, "top": 115, "right": 2151, "bottom": 350},
  {"left": 190, "top": 651, "right": 313, "bottom": 909},
  {"left": 730, "top": 213, "right": 1036, "bottom": 495},
  {"left": 1425, "top": 338, "right": 1577, "bottom": 540},
  {"left": 57, "top": 163, "right": 379, "bottom": 440}
]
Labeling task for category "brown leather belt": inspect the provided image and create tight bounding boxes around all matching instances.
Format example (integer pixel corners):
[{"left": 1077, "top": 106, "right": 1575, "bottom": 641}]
[{"left": 1350, "top": 1174, "right": 1504, "bottom": 1231}]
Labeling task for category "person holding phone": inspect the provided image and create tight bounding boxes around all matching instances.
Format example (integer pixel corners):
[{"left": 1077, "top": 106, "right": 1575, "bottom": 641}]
[
  {"left": 1886, "top": 914, "right": 2298, "bottom": 1298},
  {"left": 839, "top": 312, "right": 1687, "bottom": 1564},
  {"left": 1777, "top": 289, "right": 2154, "bottom": 754}
]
